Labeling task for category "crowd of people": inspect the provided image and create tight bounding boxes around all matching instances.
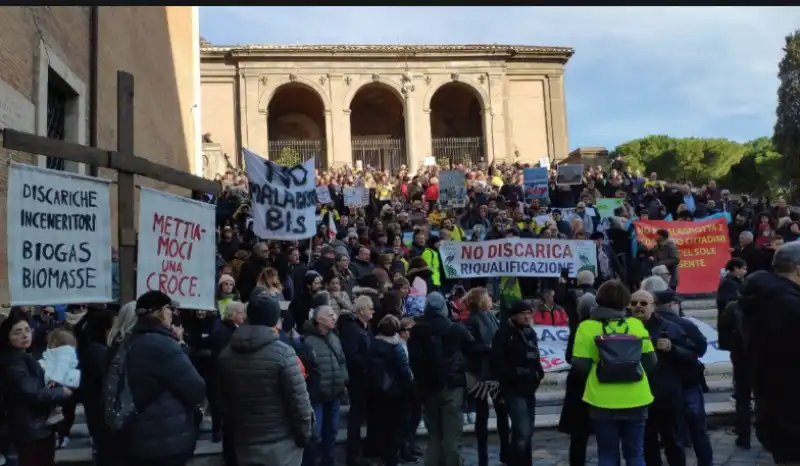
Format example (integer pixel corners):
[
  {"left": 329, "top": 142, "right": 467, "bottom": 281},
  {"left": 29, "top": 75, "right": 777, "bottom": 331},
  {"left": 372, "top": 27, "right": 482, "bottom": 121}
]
[{"left": 0, "top": 158, "right": 799, "bottom": 466}]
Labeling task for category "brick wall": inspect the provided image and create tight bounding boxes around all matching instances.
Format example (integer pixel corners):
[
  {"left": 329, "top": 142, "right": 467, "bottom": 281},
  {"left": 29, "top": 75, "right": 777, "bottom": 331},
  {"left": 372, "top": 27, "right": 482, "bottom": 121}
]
[{"left": 0, "top": 6, "right": 196, "bottom": 309}]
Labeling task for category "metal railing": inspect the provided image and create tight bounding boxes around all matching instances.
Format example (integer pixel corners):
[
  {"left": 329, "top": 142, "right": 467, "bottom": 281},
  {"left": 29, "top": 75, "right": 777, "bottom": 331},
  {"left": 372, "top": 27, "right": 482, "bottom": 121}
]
[
  {"left": 351, "top": 138, "right": 407, "bottom": 172},
  {"left": 267, "top": 140, "right": 327, "bottom": 170},
  {"left": 432, "top": 136, "right": 485, "bottom": 168}
]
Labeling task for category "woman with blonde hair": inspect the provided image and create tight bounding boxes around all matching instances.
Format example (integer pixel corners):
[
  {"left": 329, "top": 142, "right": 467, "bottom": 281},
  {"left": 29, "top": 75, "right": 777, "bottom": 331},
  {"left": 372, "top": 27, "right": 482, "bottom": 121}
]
[
  {"left": 255, "top": 267, "right": 284, "bottom": 300},
  {"left": 107, "top": 301, "right": 138, "bottom": 347},
  {"left": 462, "top": 287, "right": 509, "bottom": 466}
]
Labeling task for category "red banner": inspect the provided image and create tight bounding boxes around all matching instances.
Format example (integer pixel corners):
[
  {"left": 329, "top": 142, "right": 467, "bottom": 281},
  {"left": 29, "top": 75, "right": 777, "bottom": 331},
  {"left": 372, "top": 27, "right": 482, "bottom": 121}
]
[{"left": 634, "top": 217, "right": 730, "bottom": 295}]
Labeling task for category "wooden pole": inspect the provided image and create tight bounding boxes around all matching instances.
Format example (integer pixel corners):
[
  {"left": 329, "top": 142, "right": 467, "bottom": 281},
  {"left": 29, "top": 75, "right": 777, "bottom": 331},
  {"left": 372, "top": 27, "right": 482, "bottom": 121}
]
[{"left": 116, "top": 71, "right": 137, "bottom": 304}]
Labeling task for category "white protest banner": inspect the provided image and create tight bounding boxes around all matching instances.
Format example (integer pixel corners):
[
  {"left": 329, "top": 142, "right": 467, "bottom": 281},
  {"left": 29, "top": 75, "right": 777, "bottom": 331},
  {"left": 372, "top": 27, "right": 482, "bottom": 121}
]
[
  {"left": 439, "top": 170, "right": 467, "bottom": 208},
  {"left": 136, "top": 188, "right": 216, "bottom": 310},
  {"left": 343, "top": 187, "right": 361, "bottom": 206},
  {"left": 244, "top": 148, "right": 317, "bottom": 240},
  {"left": 361, "top": 186, "right": 370, "bottom": 206},
  {"left": 6, "top": 163, "right": 113, "bottom": 306},
  {"left": 316, "top": 186, "right": 332, "bottom": 205},
  {"left": 423, "top": 156, "right": 436, "bottom": 166},
  {"left": 439, "top": 238, "right": 598, "bottom": 279},
  {"left": 556, "top": 164, "right": 584, "bottom": 186},
  {"left": 535, "top": 319, "right": 728, "bottom": 372}
]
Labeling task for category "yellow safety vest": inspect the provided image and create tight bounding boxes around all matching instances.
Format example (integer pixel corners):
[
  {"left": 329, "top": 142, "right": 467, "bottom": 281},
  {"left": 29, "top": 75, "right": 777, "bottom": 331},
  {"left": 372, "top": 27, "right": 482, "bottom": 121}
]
[{"left": 421, "top": 248, "right": 441, "bottom": 286}]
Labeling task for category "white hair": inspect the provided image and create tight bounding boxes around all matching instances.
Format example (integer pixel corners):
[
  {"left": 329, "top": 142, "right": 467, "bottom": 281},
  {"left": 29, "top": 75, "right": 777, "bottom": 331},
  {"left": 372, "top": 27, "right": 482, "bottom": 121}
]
[
  {"left": 108, "top": 301, "right": 138, "bottom": 346},
  {"left": 353, "top": 295, "right": 373, "bottom": 313},
  {"left": 576, "top": 270, "right": 595, "bottom": 286},
  {"left": 225, "top": 301, "right": 245, "bottom": 319},
  {"left": 641, "top": 276, "right": 669, "bottom": 294}
]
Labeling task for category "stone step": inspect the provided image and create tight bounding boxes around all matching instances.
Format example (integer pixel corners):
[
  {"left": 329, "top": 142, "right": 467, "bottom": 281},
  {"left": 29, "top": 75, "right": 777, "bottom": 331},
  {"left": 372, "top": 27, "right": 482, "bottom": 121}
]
[{"left": 51, "top": 392, "right": 736, "bottom": 465}]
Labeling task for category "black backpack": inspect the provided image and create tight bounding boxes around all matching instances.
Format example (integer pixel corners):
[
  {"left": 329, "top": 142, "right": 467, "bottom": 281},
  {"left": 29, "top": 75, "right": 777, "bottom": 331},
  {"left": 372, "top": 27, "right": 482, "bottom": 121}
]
[
  {"left": 103, "top": 337, "right": 138, "bottom": 433},
  {"left": 411, "top": 330, "right": 450, "bottom": 392},
  {"left": 594, "top": 318, "right": 644, "bottom": 384},
  {"left": 717, "top": 300, "right": 741, "bottom": 352}
]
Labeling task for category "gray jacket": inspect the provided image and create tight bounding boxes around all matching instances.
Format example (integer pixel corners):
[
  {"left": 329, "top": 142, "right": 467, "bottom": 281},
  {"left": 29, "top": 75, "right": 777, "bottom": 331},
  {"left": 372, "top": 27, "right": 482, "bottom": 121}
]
[
  {"left": 302, "top": 320, "right": 349, "bottom": 404},
  {"left": 217, "top": 325, "right": 313, "bottom": 449},
  {"left": 653, "top": 240, "right": 680, "bottom": 287}
]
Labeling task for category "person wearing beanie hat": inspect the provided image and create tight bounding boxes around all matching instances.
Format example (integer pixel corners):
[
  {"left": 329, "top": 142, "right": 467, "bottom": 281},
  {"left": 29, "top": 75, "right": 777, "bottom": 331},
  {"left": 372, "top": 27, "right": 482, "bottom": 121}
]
[
  {"left": 406, "top": 291, "right": 486, "bottom": 466},
  {"left": 488, "top": 297, "right": 544, "bottom": 466},
  {"left": 217, "top": 293, "right": 314, "bottom": 466},
  {"left": 119, "top": 290, "right": 206, "bottom": 464},
  {"left": 216, "top": 274, "right": 240, "bottom": 318}
]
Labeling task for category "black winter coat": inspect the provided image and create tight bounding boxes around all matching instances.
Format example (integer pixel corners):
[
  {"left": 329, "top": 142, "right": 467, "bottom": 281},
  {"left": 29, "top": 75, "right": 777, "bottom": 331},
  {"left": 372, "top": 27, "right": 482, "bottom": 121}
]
[
  {"left": 123, "top": 319, "right": 206, "bottom": 461},
  {"left": 740, "top": 271, "right": 800, "bottom": 454},
  {"left": 657, "top": 307, "right": 708, "bottom": 389},
  {"left": 463, "top": 311, "right": 499, "bottom": 380},
  {"left": 367, "top": 336, "right": 414, "bottom": 399},
  {"left": 77, "top": 341, "right": 112, "bottom": 448},
  {"left": 641, "top": 314, "right": 695, "bottom": 409},
  {"left": 0, "top": 349, "right": 69, "bottom": 444},
  {"left": 489, "top": 319, "right": 544, "bottom": 397},
  {"left": 563, "top": 285, "right": 596, "bottom": 364},
  {"left": 338, "top": 314, "right": 372, "bottom": 389}
]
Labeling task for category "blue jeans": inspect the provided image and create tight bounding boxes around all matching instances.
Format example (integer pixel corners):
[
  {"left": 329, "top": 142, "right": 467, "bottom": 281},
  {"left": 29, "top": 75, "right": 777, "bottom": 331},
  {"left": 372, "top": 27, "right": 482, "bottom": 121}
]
[
  {"left": 504, "top": 392, "right": 536, "bottom": 466},
  {"left": 302, "top": 401, "right": 340, "bottom": 466},
  {"left": 593, "top": 418, "right": 646, "bottom": 466},
  {"left": 684, "top": 387, "right": 713, "bottom": 466}
]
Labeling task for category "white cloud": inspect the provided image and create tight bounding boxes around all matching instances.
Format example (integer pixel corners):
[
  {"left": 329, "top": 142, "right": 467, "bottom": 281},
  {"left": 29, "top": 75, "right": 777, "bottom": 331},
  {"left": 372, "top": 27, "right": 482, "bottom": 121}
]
[{"left": 200, "top": 6, "right": 800, "bottom": 148}]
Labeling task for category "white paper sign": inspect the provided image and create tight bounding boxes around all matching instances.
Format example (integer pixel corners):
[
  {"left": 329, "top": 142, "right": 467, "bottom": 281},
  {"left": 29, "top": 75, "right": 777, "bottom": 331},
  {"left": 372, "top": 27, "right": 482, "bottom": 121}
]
[
  {"left": 6, "top": 163, "right": 113, "bottom": 306},
  {"left": 439, "top": 170, "right": 467, "bottom": 208},
  {"left": 343, "top": 187, "right": 361, "bottom": 206},
  {"left": 244, "top": 148, "right": 317, "bottom": 240},
  {"left": 361, "top": 186, "right": 370, "bottom": 206},
  {"left": 136, "top": 188, "right": 216, "bottom": 310},
  {"left": 424, "top": 156, "right": 436, "bottom": 166},
  {"left": 316, "top": 186, "right": 332, "bottom": 205}
]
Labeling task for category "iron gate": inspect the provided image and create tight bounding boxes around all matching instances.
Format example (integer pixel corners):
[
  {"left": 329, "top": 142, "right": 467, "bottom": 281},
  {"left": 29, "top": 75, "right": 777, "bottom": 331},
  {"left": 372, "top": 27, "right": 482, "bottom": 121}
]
[
  {"left": 267, "top": 140, "right": 327, "bottom": 171},
  {"left": 351, "top": 138, "right": 406, "bottom": 172},
  {"left": 431, "top": 136, "right": 485, "bottom": 168}
]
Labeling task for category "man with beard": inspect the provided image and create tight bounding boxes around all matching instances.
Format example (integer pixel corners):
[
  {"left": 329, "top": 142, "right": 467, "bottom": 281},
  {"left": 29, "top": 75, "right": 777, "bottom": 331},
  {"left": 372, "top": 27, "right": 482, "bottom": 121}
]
[
  {"left": 289, "top": 271, "right": 323, "bottom": 334},
  {"left": 218, "top": 226, "right": 241, "bottom": 263},
  {"left": 739, "top": 242, "right": 800, "bottom": 462},
  {"left": 238, "top": 242, "right": 270, "bottom": 302},
  {"left": 349, "top": 246, "right": 374, "bottom": 280}
]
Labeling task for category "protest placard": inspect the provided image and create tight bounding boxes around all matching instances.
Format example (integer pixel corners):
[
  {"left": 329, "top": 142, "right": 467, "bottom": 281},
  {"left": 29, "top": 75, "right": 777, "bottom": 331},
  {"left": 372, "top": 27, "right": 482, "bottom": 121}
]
[
  {"left": 556, "top": 164, "right": 584, "bottom": 186},
  {"left": 6, "top": 163, "right": 113, "bottom": 306},
  {"left": 523, "top": 167, "right": 549, "bottom": 201},
  {"left": 244, "top": 148, "right": 317, "bottom": 240},
  {"left": 439, "top": 170, "right": 467, "bottom": 208},
  {"left": 596, "top": 198, "right": 625, "bottom": 218},
  {"left": 316, "top": 186, "right": 332, "bottom": 204},
  {"left": 439, "top": 238, "right": 597, "bottom": 279},
  {"left": 634, "top": 216, "right": 731, "bottom": 294},
  {"left": 361, "top": 186, "right": 370, "bottom": 206},
  {"left": 343, "top": 187, "right": 361, "bottom": 206},
  {"left": 136, "top": 188, "right": 216, "bottom": 310}
]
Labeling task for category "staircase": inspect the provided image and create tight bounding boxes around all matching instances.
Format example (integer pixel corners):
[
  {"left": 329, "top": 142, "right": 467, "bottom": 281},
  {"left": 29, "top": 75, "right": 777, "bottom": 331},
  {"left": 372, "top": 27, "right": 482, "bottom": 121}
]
[{"left": 44, "top": 298, "right": 731, "bottom": 465}]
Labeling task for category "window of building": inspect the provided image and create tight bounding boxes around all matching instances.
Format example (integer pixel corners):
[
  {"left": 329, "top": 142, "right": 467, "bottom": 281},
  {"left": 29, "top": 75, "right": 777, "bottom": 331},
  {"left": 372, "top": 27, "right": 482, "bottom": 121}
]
[{"left": 45, "top": 67, "right": 77, "bottom": 171}]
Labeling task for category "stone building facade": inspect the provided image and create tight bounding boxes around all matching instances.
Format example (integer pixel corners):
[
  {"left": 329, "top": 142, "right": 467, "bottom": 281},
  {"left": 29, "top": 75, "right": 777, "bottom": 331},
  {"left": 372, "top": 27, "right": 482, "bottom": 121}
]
[
  {"left": 201, "top": 44, "right": 573, "bottom": 174},
  {"left": 0, "top": 6, "right": 200, "bottom": 308}
]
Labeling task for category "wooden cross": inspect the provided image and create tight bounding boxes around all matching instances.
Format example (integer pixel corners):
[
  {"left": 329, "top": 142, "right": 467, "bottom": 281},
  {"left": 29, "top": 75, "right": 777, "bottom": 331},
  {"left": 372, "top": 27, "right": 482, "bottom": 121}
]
[{"left": 2, "top": 71, "right": 220, "bottom": 304}]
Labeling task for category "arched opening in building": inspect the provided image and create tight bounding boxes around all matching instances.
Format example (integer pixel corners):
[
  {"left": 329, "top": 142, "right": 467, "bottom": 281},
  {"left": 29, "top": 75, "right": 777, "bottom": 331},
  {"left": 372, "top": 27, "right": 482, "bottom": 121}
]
[
  {"left": 429, "top": 82, "right": 485, "bottom": 168},
  {"left": 349, "top": 83, "right": 406, "bottom": 172},
  {"left": 267, "top": 83, "right": 327, "bottom": 170}
]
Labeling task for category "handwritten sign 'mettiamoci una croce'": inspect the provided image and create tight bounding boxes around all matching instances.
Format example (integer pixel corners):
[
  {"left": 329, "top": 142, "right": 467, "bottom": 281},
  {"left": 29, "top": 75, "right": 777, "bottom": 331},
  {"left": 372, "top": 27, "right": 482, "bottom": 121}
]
[
  {"left": 6, "top": 163, "right": 113, "bottom": 306},
  {"left": 136, "top": 187, "right": 216, "bottom": 310},
  {"left": 243, "top": 148, "right": 317, "bottom": 240}
]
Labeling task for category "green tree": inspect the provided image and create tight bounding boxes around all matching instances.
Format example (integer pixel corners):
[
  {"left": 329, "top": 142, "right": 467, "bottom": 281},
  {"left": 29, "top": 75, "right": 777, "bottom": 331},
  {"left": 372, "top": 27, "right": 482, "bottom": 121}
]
[
  {"left": 610, "top": 135, "right": 745, "bottom": 184},
  {"left": 721, "top": 137, "right": 783, "bottom": 197},
  {"left": 773, "top": 29, "right": 800, "bottom": 200},
  {"left": 273, "top": 146, "right": 302, "bottom": 166}
]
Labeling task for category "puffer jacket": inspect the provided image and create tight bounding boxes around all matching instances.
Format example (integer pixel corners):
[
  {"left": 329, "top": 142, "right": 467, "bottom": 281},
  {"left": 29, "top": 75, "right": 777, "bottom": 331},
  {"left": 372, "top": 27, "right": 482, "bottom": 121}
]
[
  {"left": 217, "top": 325, "right": 313, "bottom": 447},
  {"left": 0, "top": 349, "right": 70, "bottom": 444},
  {"left": 123, "top": 319, "right": 206, "bottom": 461},
  {"left": 302, "top": 320, "right": 349, "bottom": 404},
  {"left": 463, "top": 311, "right": 499, "bottom": 381}
]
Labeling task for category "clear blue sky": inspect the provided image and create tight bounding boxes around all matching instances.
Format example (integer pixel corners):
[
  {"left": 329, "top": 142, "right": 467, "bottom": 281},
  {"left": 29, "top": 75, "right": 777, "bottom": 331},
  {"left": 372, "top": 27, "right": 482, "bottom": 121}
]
[{"left": 200, "top": 6, "right": 799, "bottom": 151}]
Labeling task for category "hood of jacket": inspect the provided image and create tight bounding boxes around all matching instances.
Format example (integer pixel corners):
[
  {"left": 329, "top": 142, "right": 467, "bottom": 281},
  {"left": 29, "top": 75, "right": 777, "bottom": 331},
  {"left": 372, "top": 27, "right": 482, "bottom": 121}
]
[
  {"left": 352, "top": 286, "right": 379, "bottom": 299},
  {"left": 229, "top": 324, "right": 279, "bottom": 354},
  {"left": 588, "top": 306, "right": 627, "bottom": 321},
  {"left": 741, "top": 270, "right": 800, "bottom": 315}
]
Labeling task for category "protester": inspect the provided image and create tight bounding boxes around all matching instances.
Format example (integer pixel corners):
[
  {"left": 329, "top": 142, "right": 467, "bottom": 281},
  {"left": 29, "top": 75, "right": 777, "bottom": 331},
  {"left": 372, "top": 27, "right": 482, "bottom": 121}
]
[{"left": 217, "top": 293, "right": 313, "bottom": 466}]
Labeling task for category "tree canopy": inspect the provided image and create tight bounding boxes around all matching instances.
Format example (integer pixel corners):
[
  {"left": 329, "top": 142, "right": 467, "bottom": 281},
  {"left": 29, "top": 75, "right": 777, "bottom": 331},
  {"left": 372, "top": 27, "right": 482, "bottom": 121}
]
[
  {"left": 609, "top": 135, "right": 783, "bottom": 197},
  {"left": 773, "top": 29, "right": 800, "bottom": 200}
]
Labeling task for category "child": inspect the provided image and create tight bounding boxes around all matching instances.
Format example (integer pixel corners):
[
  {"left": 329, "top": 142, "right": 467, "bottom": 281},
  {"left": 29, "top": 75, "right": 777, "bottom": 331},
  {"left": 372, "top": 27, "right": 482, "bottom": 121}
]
[{"left": 39, "top": 329, "right": 80, "bottom": 443}]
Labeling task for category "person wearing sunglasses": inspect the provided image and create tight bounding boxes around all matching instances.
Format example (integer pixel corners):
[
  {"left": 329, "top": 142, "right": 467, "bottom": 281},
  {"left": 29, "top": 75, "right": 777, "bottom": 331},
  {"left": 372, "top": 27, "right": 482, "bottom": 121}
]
[{"left": 630, "top": 289, "right": 694, "bottom": 466}]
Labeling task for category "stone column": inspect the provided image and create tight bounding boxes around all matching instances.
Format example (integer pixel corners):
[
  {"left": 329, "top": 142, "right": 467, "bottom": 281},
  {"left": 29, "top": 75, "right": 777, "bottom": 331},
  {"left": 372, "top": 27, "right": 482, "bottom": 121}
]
[
  {"left": 328, "top": 75, "right": 352, "bottom": 168},
  {"left": 243, "top": 73, "right": 268, "bottom": 158},
  {"left": 324, "top": 109, "right": 334, "bottom": 168},
  {"left": 547, "top": 73, "right": 569, "bottom": 161},
  {"left": 416, "top": 107, "right": 432, "bottom": 169},
  {"left": 481, "top": 108, "right": 496, "bottom": 162},
  {"left": 403, "top": 90, "right": 419, "bottom": 171},
  {"left": 487, "top": 73, "right": 509, "bottom": 163}
]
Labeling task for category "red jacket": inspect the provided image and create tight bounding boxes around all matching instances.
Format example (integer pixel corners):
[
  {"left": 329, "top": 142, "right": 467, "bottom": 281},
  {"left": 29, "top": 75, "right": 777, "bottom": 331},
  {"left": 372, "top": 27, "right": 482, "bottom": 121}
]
[
  {"left": 533, "top": 305, "right": 569, "bottom": 326},
  {"left": 425, "top": 184, "right": 439, "bottom": 201}
]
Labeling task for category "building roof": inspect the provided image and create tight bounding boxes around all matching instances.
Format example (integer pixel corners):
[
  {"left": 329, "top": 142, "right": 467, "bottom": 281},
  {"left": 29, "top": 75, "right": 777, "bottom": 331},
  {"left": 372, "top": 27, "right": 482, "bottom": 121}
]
[{"left": 201, "top": 43, "right": 574, "bottom": 62}]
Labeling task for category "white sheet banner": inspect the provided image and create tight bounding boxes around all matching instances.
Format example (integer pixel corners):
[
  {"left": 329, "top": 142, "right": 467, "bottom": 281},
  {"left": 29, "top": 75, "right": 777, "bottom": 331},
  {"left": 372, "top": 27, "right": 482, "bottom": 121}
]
[
  {"left": 6, "top": 163, "right": 113, "bottom": 306},
  {"left": 439, "top": 170, "right": 467, "bottom": 208},
  {"left": 535, "top": 317, "right": 729, "bottom": 373},
  {"left": 244, "top": 148, "right": 316, "bottom": 240},
  {"left": 136, "top": 188, "right": 216, "bottom": 310},
  {"left": 439, "top": 238, "right": 598, "bottom": 279}
]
